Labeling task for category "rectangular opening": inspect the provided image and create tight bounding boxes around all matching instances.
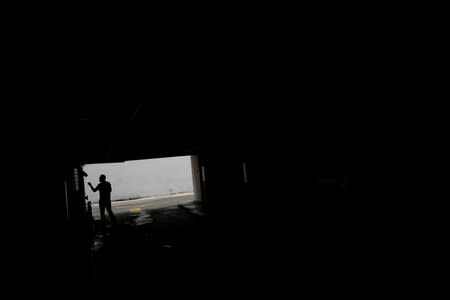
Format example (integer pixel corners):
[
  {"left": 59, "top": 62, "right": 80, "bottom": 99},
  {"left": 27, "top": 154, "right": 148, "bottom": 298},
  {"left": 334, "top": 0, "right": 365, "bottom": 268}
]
[{"left": 83, "top": 155, "right": 197, "bottom": 221}]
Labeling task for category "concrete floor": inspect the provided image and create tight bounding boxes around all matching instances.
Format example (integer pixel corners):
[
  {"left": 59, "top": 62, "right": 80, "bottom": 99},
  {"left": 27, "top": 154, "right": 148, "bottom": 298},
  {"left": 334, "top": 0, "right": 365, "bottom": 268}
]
[
  {"left": 87, "top": 191, "right": 415, "bottom": 293},
  {"left": 90, "top": 200, "right": 207, "bottom": 285}
]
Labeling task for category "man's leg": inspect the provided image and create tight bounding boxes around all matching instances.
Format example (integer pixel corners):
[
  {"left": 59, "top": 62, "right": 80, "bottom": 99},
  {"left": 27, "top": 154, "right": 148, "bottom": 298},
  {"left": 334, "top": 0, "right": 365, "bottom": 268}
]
[
  {"left": 105, "top": 202, "right": 117, "bottom": 224},
  {"left": 99, "top": 202, "right": 106, "bottom": 232}
]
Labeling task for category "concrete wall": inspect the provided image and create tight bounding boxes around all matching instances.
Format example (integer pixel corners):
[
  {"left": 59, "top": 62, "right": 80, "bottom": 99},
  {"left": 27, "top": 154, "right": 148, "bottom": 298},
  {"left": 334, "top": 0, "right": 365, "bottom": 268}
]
[{"left": 83, "top": 156, "right": 193, "bottom": 203}]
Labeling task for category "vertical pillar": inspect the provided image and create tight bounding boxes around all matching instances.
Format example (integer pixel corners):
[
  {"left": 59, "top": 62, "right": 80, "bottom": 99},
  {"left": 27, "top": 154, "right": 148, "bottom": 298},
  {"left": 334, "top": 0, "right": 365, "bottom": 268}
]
[{"left": 190, "top": 155, "right": 202, "bottom": 201}]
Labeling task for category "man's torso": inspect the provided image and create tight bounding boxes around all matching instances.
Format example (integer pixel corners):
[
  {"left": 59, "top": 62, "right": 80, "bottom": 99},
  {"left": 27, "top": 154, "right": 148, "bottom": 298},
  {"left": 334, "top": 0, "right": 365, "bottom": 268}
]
[{"left": 98, "top": 181, "right": 111, "bottom": 202}]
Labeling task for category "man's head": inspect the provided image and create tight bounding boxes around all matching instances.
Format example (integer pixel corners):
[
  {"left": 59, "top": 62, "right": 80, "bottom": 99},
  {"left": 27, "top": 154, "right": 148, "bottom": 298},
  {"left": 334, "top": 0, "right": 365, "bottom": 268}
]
[{"left": 99, "top": 174, "right": 106, "bottom": 182}]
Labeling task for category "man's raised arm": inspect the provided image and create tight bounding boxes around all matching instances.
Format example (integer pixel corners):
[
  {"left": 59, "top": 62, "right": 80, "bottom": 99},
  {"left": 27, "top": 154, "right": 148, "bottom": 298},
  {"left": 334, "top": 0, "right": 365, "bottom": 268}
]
[{"left": 88, "top": 182, "right": 98, "bottom": 192}]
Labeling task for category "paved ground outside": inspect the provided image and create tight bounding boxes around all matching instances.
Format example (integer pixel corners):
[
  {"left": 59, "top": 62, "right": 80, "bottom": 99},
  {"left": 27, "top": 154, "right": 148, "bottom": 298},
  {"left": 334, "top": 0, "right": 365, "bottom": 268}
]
[{"left": 90, "top": 193, "right": 195, "bottom": 219}]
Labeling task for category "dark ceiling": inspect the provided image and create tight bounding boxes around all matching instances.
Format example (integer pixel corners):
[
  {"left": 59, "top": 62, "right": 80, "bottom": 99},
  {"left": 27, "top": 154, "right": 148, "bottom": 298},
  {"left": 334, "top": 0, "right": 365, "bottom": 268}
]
[{"left": 61, "top": 101, "right": 252, "bottom": 164}]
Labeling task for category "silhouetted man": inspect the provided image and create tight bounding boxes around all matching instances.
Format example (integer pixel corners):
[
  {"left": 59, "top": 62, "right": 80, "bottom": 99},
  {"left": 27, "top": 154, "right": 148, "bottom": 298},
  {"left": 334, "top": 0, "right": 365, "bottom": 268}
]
[{"left": 88, "top": 174, "right": 117, "bottom": 227}]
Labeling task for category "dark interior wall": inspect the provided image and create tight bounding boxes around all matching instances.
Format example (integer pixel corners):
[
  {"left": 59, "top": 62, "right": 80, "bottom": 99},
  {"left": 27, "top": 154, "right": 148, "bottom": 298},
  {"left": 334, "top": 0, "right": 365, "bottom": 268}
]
[{"left": 199, "top": 154, "right": 247, "bottom": 210}]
